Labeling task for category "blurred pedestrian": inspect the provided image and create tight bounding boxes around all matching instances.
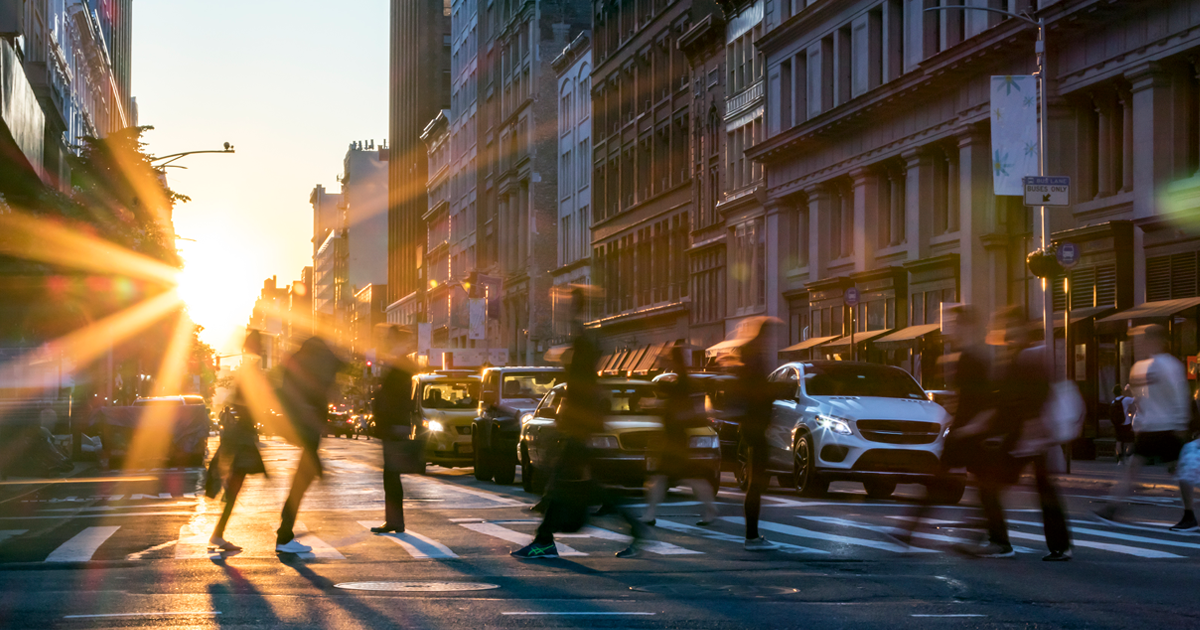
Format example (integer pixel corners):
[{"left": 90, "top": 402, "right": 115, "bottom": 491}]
[
  {"left": 641, "top": 344, "right": 718, "bottom": 527},
  {"left": 1095, "top": 324, "right": 1197, "bottom": 532},
  {"left": 207, "top": 331, "right": 268, "bottom": 552},
  {"left": 730, "top": 316, "right": 783, "bottom": 551},
  {"left": 897, "top": 305, "right": 991, "bottom": 546},
  {"left": 371, "top": 326, "right": 419, "bottom": 535},
  {"left": 512, "top": 288, "right": 649, "bottom": 559},
  {"left": 1109, "top": 385, "right": 1135, "bottom": 463},
  {"left": 275, "top": 336, "right": 345, "bottom": 554}
]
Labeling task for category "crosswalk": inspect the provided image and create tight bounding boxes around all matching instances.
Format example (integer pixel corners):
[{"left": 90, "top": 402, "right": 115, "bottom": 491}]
[{"left": 3, "top": 507, "right": 1198, "bottom": 565}]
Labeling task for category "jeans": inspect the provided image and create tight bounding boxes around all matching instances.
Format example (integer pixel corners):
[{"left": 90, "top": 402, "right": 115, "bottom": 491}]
[
  {"left": 744, "top": 442, "right": 769, "bottom": 540},
  {"left": 383, "top": 467, "right": 406, "bottom": 527},
  {"left": 1032, "top": 455, "right": 1071, "bottom": 553},
  {"left": 277, "top": 447, "right": 319, "bottom": 545}
]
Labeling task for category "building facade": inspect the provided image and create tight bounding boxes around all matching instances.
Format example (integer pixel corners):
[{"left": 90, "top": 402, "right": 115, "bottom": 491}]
[
  {"left": 551, "top": 32, "right": 593, "bottom": 340},
  {"left": 387, "top": 0, "right": 452, "bottom": 325},
  {"left": 311, "top": 184, "right": 343, "bottom": 261},
  {"left": 422, "top": 110, "right": 454, "bottom": 356},
  {"left": 342, "top": 140, "right": 390, "bottom": 293}
]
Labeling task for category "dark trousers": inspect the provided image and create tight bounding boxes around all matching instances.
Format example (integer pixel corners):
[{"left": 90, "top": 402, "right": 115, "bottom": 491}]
[
  {"left": 277, "top": 448, "right": 319, "bottom": 545},
  {"left": 978, "top": 454, "right": 1070, "bottom": 552},
  {"left": 979, "top": 479, "right": 1009, "bottom": 546},
  {"left": 383, "top": 467, "right": 406, "bottom": 527},
  {"left": 743, "top": 443, "right": 769, "bottom": 540},
  {"left": 534, "top": 439, "right": 646, "bottom": 543},
  {"left": 213, "top": 472, "right": 245, "bottom": 539}
]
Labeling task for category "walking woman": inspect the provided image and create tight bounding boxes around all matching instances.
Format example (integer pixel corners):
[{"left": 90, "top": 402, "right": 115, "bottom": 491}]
[
  {"left": 207, "top": 330, "right": 268, "bottom": 552},
  {"left": 641, "top": 344, "right": 718, "bottom": 526}
]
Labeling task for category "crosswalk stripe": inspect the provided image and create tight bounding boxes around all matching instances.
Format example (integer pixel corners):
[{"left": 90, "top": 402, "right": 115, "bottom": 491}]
[
  {"left": 174, "top": 524, "right": 214, "bottom": 560},
  {"left": 45, "top": 526, "right": 120, "bottom": 562},
  {"left": 654, "top": 519, "right": 829, "bottom": 555},
  {"left": 1003, "top": 530, "right": 1183, "bottom": 559},
  {"left": 577, "top": 525, "right": 702, "bottom": 555},
  {"left": 357, "top": 522, "right": 458, "bottom": 558},
  {"left": 0, "top": 530, "right": 27, "bottom": 544},
  {"left": 800, "top": 516, "right": 1037, "bottom": 554},
  {"left": 457, "top": 522, "right": 586, "bottom": 556},
  {"left": 1008, "top": 519, "right": 1200, "bottom": 552},
  {"left": 294, "top": 522, "right": 345, "bottom": 559},
  {"left": 721, "top": 517, "right": 936, "bottom": 554}
]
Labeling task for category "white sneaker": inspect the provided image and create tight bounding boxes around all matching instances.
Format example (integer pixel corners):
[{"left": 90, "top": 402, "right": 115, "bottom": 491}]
[
  {"left": 744, "top": 536, "right": 780, "bottom": 551},
  {"left": 275, "top": 539, "right": 313, "bottom": 554}
]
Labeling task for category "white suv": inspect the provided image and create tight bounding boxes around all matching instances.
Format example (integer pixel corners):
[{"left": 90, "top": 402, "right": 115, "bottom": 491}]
[{"left": 747, "top": 361, "right": 962, "bottom": 503}]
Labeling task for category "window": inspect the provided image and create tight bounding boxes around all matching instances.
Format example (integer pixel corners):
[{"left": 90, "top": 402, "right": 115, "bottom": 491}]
[{"left": 733, "top": 218, "right": 765, "bottom": 312}]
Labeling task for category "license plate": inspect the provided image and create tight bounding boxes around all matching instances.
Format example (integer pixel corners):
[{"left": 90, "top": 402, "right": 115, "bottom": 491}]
[{"left": 458, "top": 445, "right": 473, "bottom": 454}]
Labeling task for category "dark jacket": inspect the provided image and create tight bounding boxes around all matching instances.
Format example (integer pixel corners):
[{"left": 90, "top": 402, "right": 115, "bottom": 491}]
[
  {"left": 559, "top": 330, "right": 604, "bottom": 441},
  {"left": 731, "top": 354, "right": 775, "bottom": 446},
  {"left": 373, "top": 365, "right": 415, "bottom": 439}
]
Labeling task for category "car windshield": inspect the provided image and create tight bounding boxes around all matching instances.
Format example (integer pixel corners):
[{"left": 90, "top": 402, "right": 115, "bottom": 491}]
[
  {"left": 421, "top": 381, "right": 480, "bottom": 409},
  {"left": 502, "top": 373, "right": 562, "bottom": 399},
  {"left": 802, "top": 364, "right": 927, "bottom": 400},
  {"left": 604, "top": 385, "right": 666, "bottom": 415}
]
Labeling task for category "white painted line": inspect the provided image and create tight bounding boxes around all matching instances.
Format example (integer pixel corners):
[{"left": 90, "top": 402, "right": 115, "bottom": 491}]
[
  {"left": 578, "top": 525, "right": 703, "bottom": 555},
  {"left": 1009, "top": 519, "right": 1200, "bottom": 552},
  {"left": 912, "top": 614, "right": 985, "bottom": 618},
  {"left": 295, "top": 522, "right": 345, "bottom": 559},
  {"left": 800, "top": 516, "right": 1037, "bottom": 554},
  {"left": 502, "top": 612, "right": 655, "bottom": 616},
  {"left": 63, "top": 612, "right": 221, "bottom": 619},
  {"left": 722, "top": 517, "right": 936, "bottom": 554},
  {"left": 407, "top": 475, "right": 526, "bottom": 506},
  {"left": 1003, "top": 530, "right": 1182, "bottom": 559},
  {"left": 174, "top": 524, "right": 215, "bottom": 560},
  {"left": 654, "top": 519, "right": 829, "bottom": 555},
  {"left": 1092, "top": 520, "right": 1200, "bottom": 538},
  {"left": 0, "top": 530, "right": 28, "bottom": 544},
  {"left": 0, "top": 512, "right": 197, "bottom": 520},
  {"left": 457, "top": 522, "right": 586, "bottom": 556},
  {"left": 359, "top": 522, "right": 458, "bottom": 559},
  {"left": 45, "top": 526, "right": 120, "bottom": 562}
]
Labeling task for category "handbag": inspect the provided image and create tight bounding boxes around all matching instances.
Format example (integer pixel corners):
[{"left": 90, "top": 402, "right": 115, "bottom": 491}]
[
  {"left": 383, "top": 435, "right": 426, "bottom": 474},
  {"left": 1177, "top": 440, "right": 1200, "bottom": 487}
]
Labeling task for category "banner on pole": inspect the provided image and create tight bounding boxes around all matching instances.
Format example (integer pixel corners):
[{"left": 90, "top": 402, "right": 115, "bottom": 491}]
[
  {"left": 990, "top": 75, "right": 1039, "bottom": 196},
  {"left": 469, "top": 298, "right": 486, "bottom": 340}
]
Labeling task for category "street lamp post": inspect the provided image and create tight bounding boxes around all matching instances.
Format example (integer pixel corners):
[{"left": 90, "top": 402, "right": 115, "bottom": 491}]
[
  {"left": 925, "top": 6, "right": 1054, "bottom": 372},
  {"left": 151, "top": 143, "right": 236, "bottom": 168}
]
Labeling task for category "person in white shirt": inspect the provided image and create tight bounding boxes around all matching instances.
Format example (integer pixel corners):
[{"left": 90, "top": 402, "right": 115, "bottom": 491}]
[{"left": 1095, "top": 324, "right": 1197, "bottom": 532}]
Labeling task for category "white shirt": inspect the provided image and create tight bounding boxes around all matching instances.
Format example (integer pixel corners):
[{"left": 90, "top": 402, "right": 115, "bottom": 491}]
[{"left": 1129, "top": 353, "right": 1190, "bottom": 434}]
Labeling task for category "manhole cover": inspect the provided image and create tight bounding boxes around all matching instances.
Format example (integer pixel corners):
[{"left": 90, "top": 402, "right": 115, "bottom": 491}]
[
  {"left": 631, "top": 584, "right": 799, "bottom": 598},
  {"left": 335, "top": 581, "right": 500, "bottom": 592}
]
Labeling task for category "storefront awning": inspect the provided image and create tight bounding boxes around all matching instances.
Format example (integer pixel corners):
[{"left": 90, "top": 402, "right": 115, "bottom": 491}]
[
  {"left": 597, "top": 352, "right": 616, "bottom": 372},
  {"left": 544, "top": 344, "right": 572, "bottom": 365},
  {"left": 822, "top": 329, "right": 894, "bottom": 351},
  {"left": 778, "top": 335, "right": 838, "bottom": 354},
  {"left": 632, "top": 342, "right": 668, "bottom": 374},
  {"left": 705, "top": 338, "right": 743, "bottom": 357},
  {"left": 873, "top": 324, "right": 942, "bottom": 346},
  {"left": 620, "top": 345, "right": 649, "bottom": 374},
  {"left": 1095, "top": 297, "right": 1200, "bottom": 325},
  {"left": 604, "top": 348, "right": 631, "bottom": 374},
  {"left": 1052, "top": 305, "right": 1117, "bottom": 328}
]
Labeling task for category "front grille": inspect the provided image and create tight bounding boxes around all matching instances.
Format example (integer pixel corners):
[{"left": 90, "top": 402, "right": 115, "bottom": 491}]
[
  {"left": 618, "top": 431, "right": 657, "bottom": 451},
  {"left": 455, "top": 426, "right": 472, "bottom": 435},
  {"left": 856, "top": 419, "right": 941, "bottom": 445},
  {"left": 852, "top": 449, "right": 940, "bottom": 474}
]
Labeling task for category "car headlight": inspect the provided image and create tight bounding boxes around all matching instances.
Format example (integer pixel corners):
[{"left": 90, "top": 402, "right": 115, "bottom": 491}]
[
  {"left": 588, "top": 435, "right": 619, "bottom": 449},
  {"left": 520, "top": 413, "right": 534, "bottom": 425},
  {"left": 688, "top": 435, "right": 719, "bottom": 449},
  {"left": 816, "top": 414, "right": 853, "bottom": 435},
  {"left": 425, "top": 420, "right": 444, "bottom": 433}
]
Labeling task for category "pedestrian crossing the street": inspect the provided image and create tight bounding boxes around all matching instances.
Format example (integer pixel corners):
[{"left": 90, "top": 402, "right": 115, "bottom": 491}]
[{"left": 3, "top": 506, "right": 1199, "bottom": 565}]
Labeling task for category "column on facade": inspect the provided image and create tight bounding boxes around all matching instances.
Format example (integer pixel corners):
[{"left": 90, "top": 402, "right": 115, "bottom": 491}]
[
  {"left": 1126, "top": 62, "right": 1172, "bottom": 303},
  {"left": 849, "top": 167, "right": 880, "bottom": 274},
  {"left": 805, "top": 184, "right": 832, "bottom": 282},
  {"left": 956, "top": 126, "right": 1002, "bottom": 317},
  {"left": 1093, "top": 90, "right": 1116, "bottom": 199},
  {"left": 1118, "top": 84, "right": 1134, "bottom": 193},
  {"left": 764, "top": 199, "right": 791, "bottom": 337},
  {"left": 902, "top": 147, "right": 935, "bottom": 262}
]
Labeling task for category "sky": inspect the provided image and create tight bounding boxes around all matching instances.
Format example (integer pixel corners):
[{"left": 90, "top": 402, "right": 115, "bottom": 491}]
[{"left": 132, "top": 0, "right": 389, "bottom": 356}]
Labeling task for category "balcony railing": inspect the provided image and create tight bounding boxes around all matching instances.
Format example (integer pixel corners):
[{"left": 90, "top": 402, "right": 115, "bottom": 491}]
[{"left": 725, "top": 80, "right": 764, "bottom": 120}]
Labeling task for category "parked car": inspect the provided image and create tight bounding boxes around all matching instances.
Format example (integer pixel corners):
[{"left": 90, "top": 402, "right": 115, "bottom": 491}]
[
  {"left": 472, "top": 366, "right": 564, "bottom": 484},
  {"left": 87, "top": 395, "right": 211, "bottom": 467},
  {"left": 414, "top": 372, "right": 481, "bottom": 469},
  {"left": 518, "top": 379, "right": 722, "bottom": 493},
  {"left": 741, "top": 361, "right": 962, "bottom": 503},
  {"left": 326, "top": 411, "right": 356, "bottom": 438},
  {"left": 653, "top": 371, "right": 738, "bottom": 468}
]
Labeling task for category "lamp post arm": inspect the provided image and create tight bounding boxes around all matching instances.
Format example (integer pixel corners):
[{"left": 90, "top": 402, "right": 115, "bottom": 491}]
[{"left": 152, "top": 148, "right": 236, "bottom": 168}]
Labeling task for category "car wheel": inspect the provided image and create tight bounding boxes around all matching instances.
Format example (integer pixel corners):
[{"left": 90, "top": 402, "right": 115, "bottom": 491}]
[
  {"left": 793, "top": 435, "right": 827, "bottom": 497},
  {"left": 863, "top": 480, "right": 897, "bottom": 499},
  {"left": 521, "top": 448, "right": 535, "bottom": 493},
  {"left": 473, "top": 437, "right": 493, "bottom": 481},
  {"left": 928, "top": 479, "right": 966, "bottom": 505},
  {"left": 493, "top": 452, "right": 517, "bottom": 485}
]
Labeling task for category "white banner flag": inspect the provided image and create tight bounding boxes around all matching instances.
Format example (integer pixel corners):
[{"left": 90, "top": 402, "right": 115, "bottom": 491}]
[
  {"left": 468, "top": 298, "right": 486, "bottom": 340},
  {"left": 990, "top": 75, "right": 1039, "bottom": 196}
]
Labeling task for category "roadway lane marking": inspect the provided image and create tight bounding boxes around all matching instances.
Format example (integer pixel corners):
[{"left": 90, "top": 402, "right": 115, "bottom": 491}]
[
  {"left": 722, "top": 517, "right": 937, "bottom": 553},
  {"left": 407, "top": 475, "right": 526, "bottom": 507},
  {"left": 174, "top": 523, "right": 216, "bottom": 560},
  {"left": 912, "top": 614, "right": 985, "bottom": 618},
  {"left": 1003, "top": 530, "right": 1183, "bottom": 559},
  {"left": 1008, "top": 519, "right": 1200, "bottom": 552},
  {"left": 0, "top": 511, "right": 198, "bottom": 520},
  {"left": 799, "top": 516, "right": 1037, "bottom": 554},
  {"left": 457, "top": 522, "right": 586, "bottom": 556},
  {"left": 0, "top": 530, "right": 28, "bottom": 544},
  {"left": 63, "top": 612, "right": 221, "bottom": 619},
  {"left": 654, "top": 519, "right": 828, "bottom": 555},
  {"left": 502, "top": 612, "right": 655, "bottom": 616},
  {"left": 45, "top": 526, "right": 121, "bottom": 562},
  {"left": 295, "top": 522, "right": 345, "bottom": 559},
  {"left": 358, "top": 522, "right": 459, "bottom": 558},
  {"left": 577, "top": 525, "right": 702, "bottom": 555}
]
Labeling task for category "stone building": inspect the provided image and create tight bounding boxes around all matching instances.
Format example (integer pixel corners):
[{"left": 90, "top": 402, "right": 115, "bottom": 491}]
[
  {"left": 750, "top": 0, "right": 1200, "bottom": 454},
  {"left": 551, "top": 32, "right": 594, "bottom": 340},
  {"left": 342, "top": 141, "right": 390, "bottom": 294},
  {"left": 422, "top": 110, "right": 454, "bottom": 354}
]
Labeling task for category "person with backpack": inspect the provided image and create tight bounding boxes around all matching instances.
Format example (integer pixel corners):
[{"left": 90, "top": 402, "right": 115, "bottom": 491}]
[
  {"left": 1095, "top": 324, "right": 1197, "bottom": 532},
  {"left": 1109, "top": 385, "right": 1134, "bottom": 463}
]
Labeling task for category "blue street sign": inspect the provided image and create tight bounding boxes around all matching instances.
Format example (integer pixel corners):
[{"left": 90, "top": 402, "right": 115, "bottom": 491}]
[
  {"left": 1057, "top": 242, "right": 1080, "bottom": 269},
  {"left": 844, "top": 287, "right": 860, "bottom": 307}
]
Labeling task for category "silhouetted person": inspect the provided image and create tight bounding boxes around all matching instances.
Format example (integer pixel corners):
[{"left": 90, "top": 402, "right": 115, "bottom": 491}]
[
  {"left": 371, "top": 326, "right": 418, "bottom": 534},
  {"left": 731, "top": 316, "right": 782, "bottom": 551}
]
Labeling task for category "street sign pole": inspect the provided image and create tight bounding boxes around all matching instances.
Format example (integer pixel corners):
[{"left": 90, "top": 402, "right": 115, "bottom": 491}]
[{"left": 844, "top": 288, "right": 860, "bottom": 362}]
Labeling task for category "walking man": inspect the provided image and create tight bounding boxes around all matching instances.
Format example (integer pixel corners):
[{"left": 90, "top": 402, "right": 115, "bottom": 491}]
[
  {"left": 371, "top": 326, "right": 418, "bottom": 534},
  {"left": 730, "top": 316, "right": 783, "bottom": 551},
  {"left": 1096, "top": 324, "right": 1197, "bottom": 532}
]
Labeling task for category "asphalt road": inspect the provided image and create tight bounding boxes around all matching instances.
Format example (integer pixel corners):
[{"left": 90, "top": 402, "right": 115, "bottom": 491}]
[{"left": 1, "top": 436, "right": 1198, "bottom": 629}]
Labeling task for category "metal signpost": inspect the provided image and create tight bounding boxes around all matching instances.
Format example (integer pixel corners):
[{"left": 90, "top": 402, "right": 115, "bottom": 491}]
[
  {"left": 845, "top": 288, "right": 860, "bottom": 361},
  {"left": 1058, "top": 242, "right": 1080, "bottom": 382}
]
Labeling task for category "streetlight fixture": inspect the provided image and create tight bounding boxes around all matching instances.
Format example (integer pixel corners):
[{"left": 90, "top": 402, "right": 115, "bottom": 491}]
[
  {"left": 925, "top": 5, "right": 1054, "bottom": 371},
  {"left": 151, "top": 142, "right": 236, "bottom": 169}
]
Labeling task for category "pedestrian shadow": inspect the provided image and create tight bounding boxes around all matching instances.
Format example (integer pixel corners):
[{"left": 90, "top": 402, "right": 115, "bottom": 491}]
[
  {"left": 277, "top": 554, "right": 438, "bottom": 628},
  {"left": 208, "top": 557, "right": 282, "bottom": 625}
]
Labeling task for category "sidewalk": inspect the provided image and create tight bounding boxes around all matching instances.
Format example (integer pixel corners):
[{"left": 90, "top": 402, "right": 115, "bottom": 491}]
[{"left": 1048, "top": 458, "right": 1180, "bottom": 493}]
